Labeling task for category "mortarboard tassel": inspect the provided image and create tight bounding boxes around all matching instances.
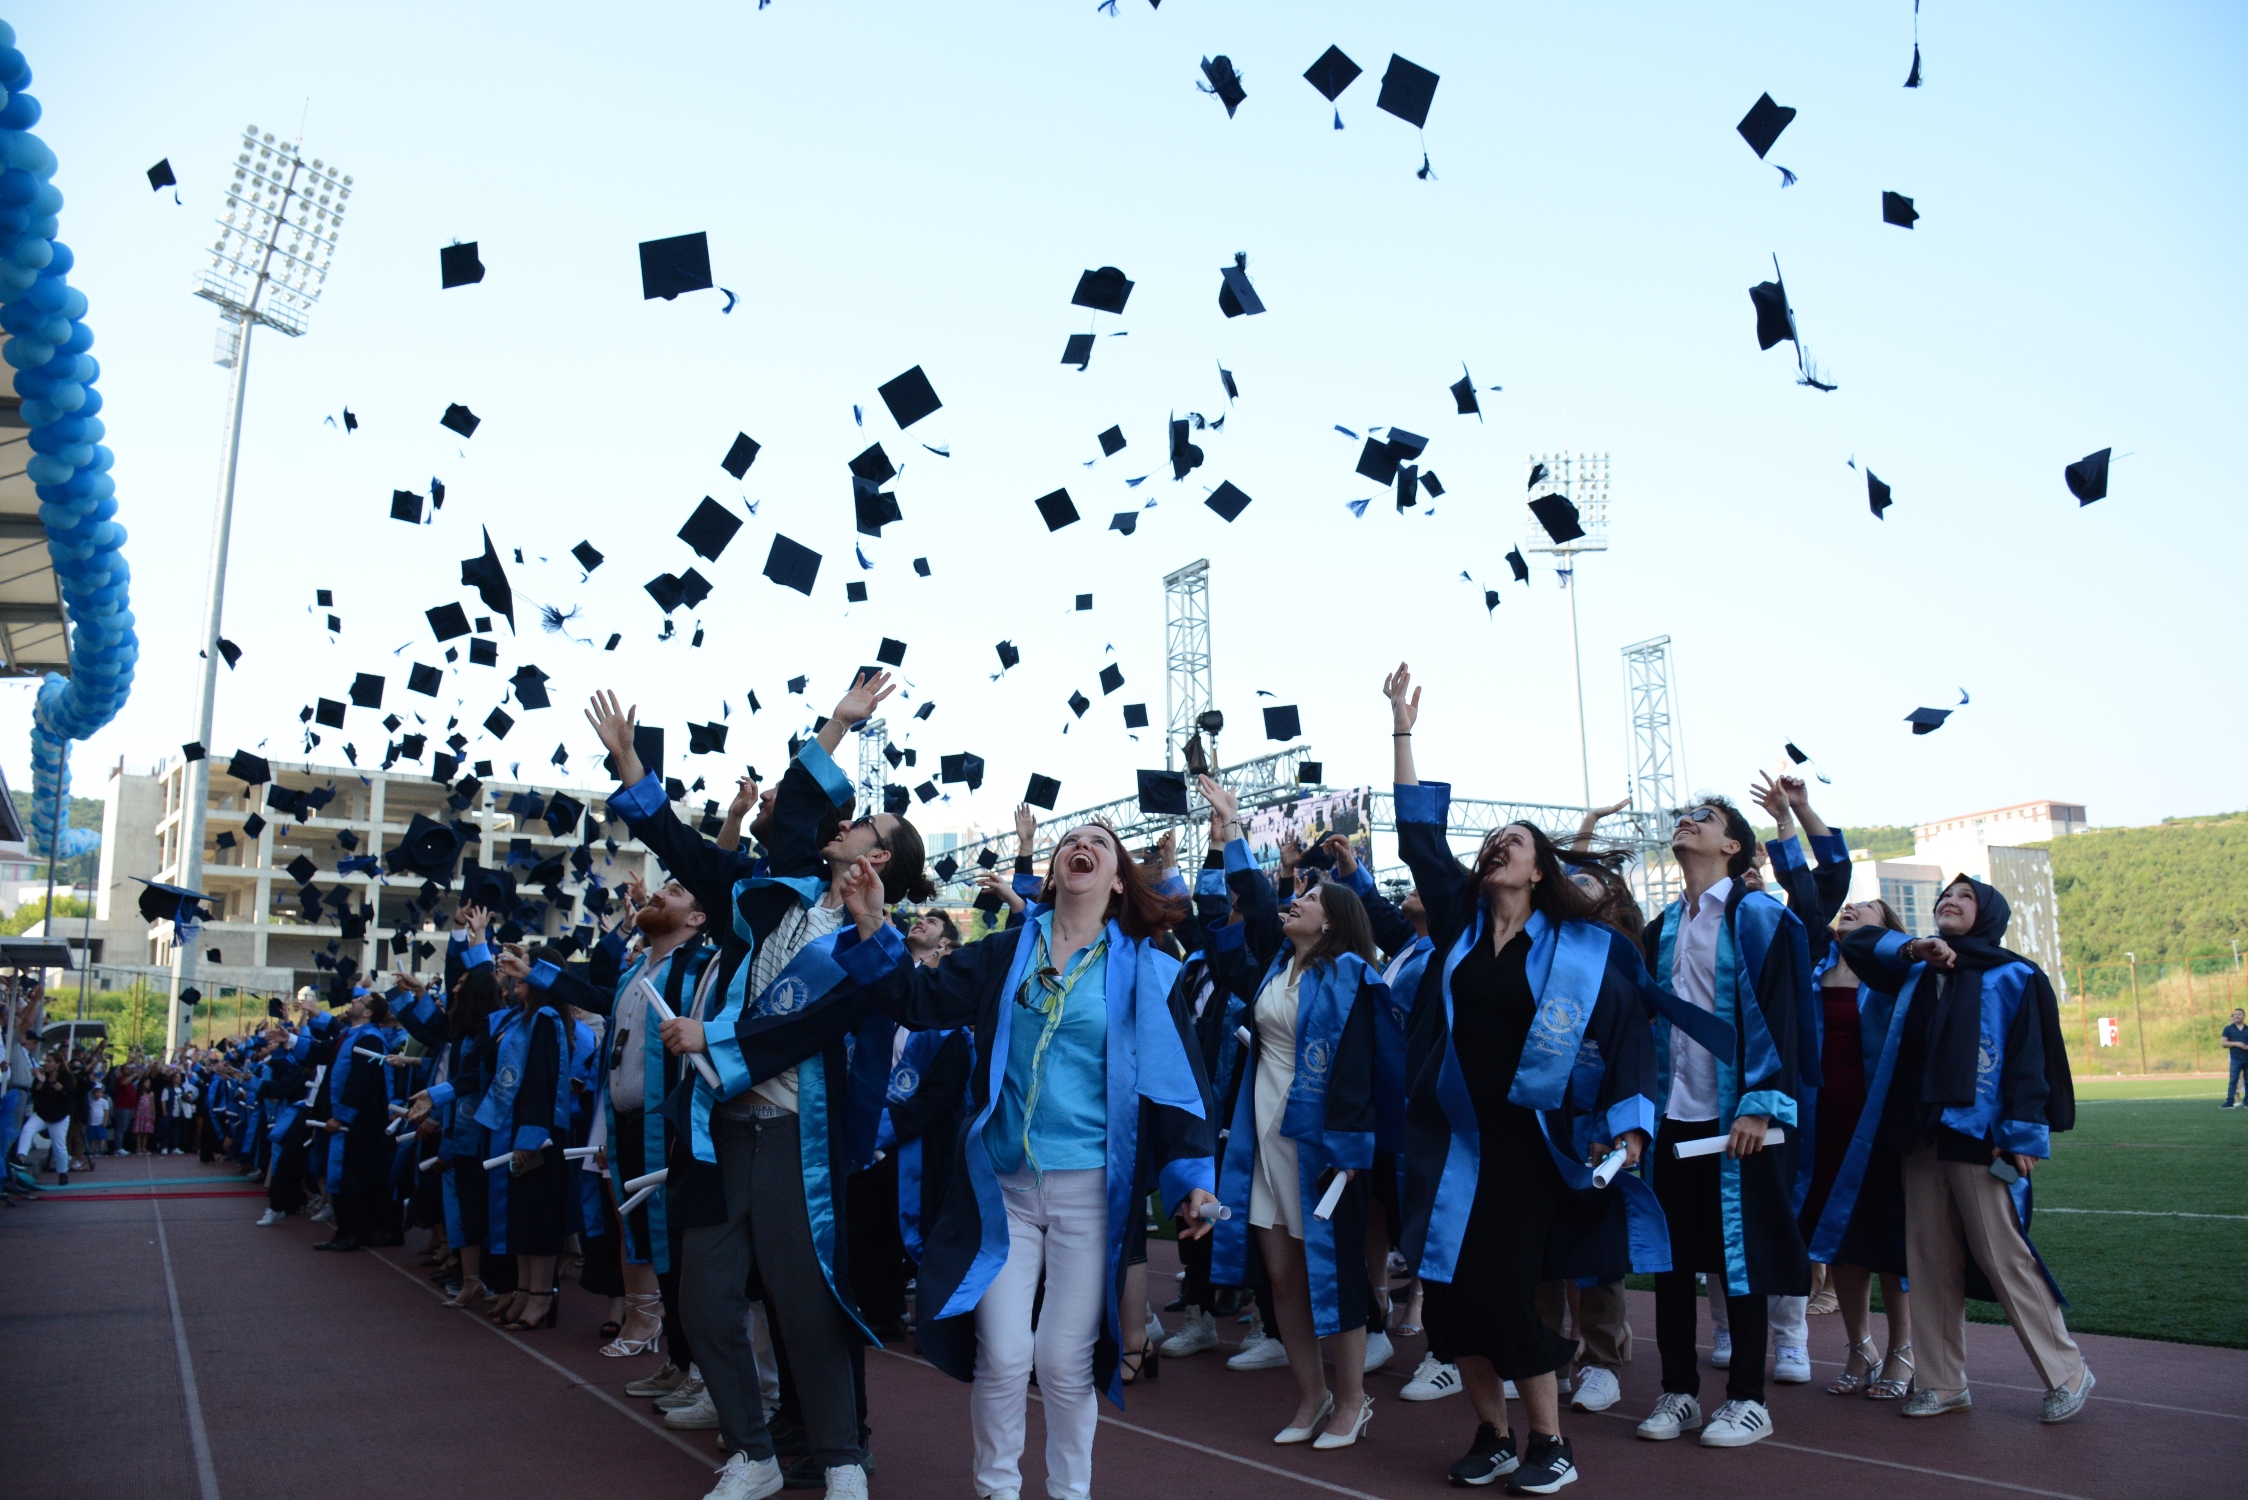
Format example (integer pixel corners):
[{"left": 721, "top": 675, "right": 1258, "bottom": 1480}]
[
  {"left": 1333, "top": 107, "right": 1344, "bottom": 130},
  {"left": 719, "top": 287, "right": 737, "bottom": 314},
  {"left": 1775, "top": 164, "right": 1798, "bottom": 187}
]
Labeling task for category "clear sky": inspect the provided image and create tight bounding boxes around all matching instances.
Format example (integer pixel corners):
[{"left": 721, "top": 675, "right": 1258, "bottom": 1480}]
[{"left": 5, "top": 0, "right": 2243, "bottom": 843}]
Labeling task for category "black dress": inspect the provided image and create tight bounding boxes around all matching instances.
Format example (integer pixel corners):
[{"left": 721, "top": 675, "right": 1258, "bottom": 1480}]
[{"left": 1420, "top": 930, "right": 1577, "bottom": 1380}]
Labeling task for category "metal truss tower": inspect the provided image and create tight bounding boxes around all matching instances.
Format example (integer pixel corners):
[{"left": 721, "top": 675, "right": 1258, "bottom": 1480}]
[
  {"left": 1621, "top": 635, "right": 1683, "bottom": 912},
  {"left": 1163, "top": 560, "right": 1213, "bottom": 773},
  {"left": 855, "top": 718, "right": 889, "bottom": 812}
]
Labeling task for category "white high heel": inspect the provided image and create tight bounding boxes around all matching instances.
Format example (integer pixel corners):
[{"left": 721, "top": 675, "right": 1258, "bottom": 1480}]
[
  {"left": 1312, "top": 1395, "right": 1373, "bottom": 1450},
  {"left": 1274, "top": 1392, "right": 1336, "bottom": 1445}
]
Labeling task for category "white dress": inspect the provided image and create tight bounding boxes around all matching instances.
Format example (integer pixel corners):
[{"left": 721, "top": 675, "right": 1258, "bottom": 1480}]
[{"left": 1247, "top": 965, "right": 1305, "bottom": 1237}]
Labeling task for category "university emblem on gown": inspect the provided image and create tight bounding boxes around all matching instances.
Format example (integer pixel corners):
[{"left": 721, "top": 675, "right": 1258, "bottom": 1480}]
[
  {"left": 496, "top": 1064, "right": 520, "bottom": 1090},
  {"left": 1529, "top": 993, "right": 1587, "bottom": 1060},
  {"left": 1302, "top": 1038, "right": 1332, "bottom": 1079},
  {"left": 889, "top": 1067, "right": 920, "bottom": 1100},
  {"left": 765, "top": 976, "right": 809, "bottom": 1015}
]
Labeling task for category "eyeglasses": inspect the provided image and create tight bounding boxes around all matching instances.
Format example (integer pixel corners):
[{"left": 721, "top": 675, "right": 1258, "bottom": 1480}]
[
  {"left": 1674, "top": 807, "right": 1720, "bottom": 826},
  {"left": 850, "top": 813, "right": 891, "bottom": 854}
]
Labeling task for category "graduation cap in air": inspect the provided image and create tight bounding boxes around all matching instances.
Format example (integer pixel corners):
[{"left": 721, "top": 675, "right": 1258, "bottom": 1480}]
[
  {"left": 1218, "top": 363, "right": 1238, "bottom": 401},
  {"left": 763, "top": 534, "right": 822, "bottom": 595},
  {"left": 940, "top": 752, "right": 985, "bottom": 790},
  {"left": 390, "top": 489, "right": 424, "bottom": 524},
  {"left": 846, "top": 581, "right": 869, "bottom": 604},
  {"left": 853, "top": 482, "right": 903, "bottom": 536},
  {"left": 461, "top": 865, "right": 516, "bottom": 914},
  {"left": 182, "top": 741, "right": 207, "bottom": 763},
  {"left": 1217, "top": 253, "right": 1264, "bottom": 317},
  {"left": 1377, "top": 54, "right": 1439, "bottom": 128},
  {"left": 881, "top": 784, "right": 910, "bottom": 816},
  {"left": 603, "top": 724, "right": 664, "bottom": 783},
  {"left": 1061, "top": 333, "right": 1094, "bottom": 370},
  {"left": 849, "top": 443, "right": 896, "bottom": 485},
  {"left": 147, "top": 158, "right": 177, "bottom": 192},
  {"left": 483, "top": 708, "right": 514, "bottom": 740},
  {"left": 1529, "top": 494, "right": 1585, "bottom": 544},
  {"left": 871, "top": 637, "right": 907, "bottom": 669},
  {"left": 1137, "top": 769, "right": 1190, "bottom": 817},
  {"left": 349, "top": 673, "right": 384, "bottom": 710},
  {"left": 1072, "top": 266, "right": 1134, "bottom": 314},
  {"left": 640, "top": 232, "right": 713, "bottom": 300},
  {"left": 568, "top": 540, "right": 604, "bottom": 575},
  {"left": 913, "top": 557, "right": 931, "bottom": 577},
  {"left": 1882, "top": 191, "right": 1919, "bottom": 229},
  {"left": 1069, "top": 690, "right": 1091, "bottom": 718},
  {"left": 932, "top": 852, "right": 960, "bottom": 883},
  {"left": 510, "top": 664, "right": 551, "bottom": 709},
  {"left": 283, "top": 853, "right": 319, "bottom": 887},
  {"left": 1035, "top": 489, "right": 1080, "bottom": 531},
  {"left": 391, "top": 813, "right": 462, "bottom": 878},
  {"left": 459, "top": 529, "right": 514, "bottom": 630},
  {"left": 1097, "top": 663, "right": 1124, "bottom": 696},
  {"left": 1170, "top": 418, "right": 1205, "bottom": 480},
  {"left": 1199, "top": 55, "right": 1247, "bottom": 117},
  {"left": 1867, "top": 471, "right": 1893, "bottom": 519},
  {"left": 2064, "top": 448, "right": 2110, "bottom": 505},
  {"left": 1263, "top": 704, "right": 1302, "bottom": 740},
  {"left": 722, "top": 432, "right": 761, "bottom": 479},
  {"left": 1205, "top": 481, "right": 1252, "bottom": 522},
  {"left": 440, "top": 241, "right": 485, "bottom": 289},
  {"left": 1109, "top": 512, "right": 1138, "bottom": 536},
  {"left": 543, "top": 792, "right": 584, "bottom": 838},
  {"left": 1451, "top": 363, "right": 1485, "bottom": 420},
  {"left": 1123, "top": 703, "right": 1149, "bottom": 729},
  {"left": 674, "top": 496, "right": 742, "bottom": 562},
  {"left": 877, "top": 365, "right": 942, "bottom": 428},
  {"left": 1736, "top": 92, "right": 1796, "bottom": 159},
  {"left": 406, "top": 662, "right": 442, "bottom": 697},
  {"left": 314, "top": 697, "right": 347, "bottom": 728},
  {"left": 228, "top": 750, "right": 272, "bottom": 786},
  {"left": 1905, "top": 707, "right": 1952, "bottom": 735},
  {"left": 787, "top": 675, "right": 809, "bottom": 694},
  {"left": 468, "top": 637, "right": 499, "bottom": 667},
  {"left": 1748, "top": 255, "right": 1833, "bottom": 389},
  {"left": 1098, "top": 425, "right": 1126, "bottom": 457},
  {"left": 1298, "top": 761, "right": 1324, "bottom": 784},
  {"left": 134, "top": 879, "right": 212, "bottom": 928},
  {"left": 1354, "top": 428, "right": 1427, "bottom": 486},
  {"left": 441, "top": 403, "right": 480, "bottom": 438},
  {"left": 991, "top": 640, "right": 1021, "bottom": 675},
  {"left": 1304, "top": 45, "right": 1362, "bottom": 127},
  {"left": 215, "top": 638, "right": 242, "bottom": 668},
  {"left": 1024, "top": 773, "right": 1062, "bottom": 810}
]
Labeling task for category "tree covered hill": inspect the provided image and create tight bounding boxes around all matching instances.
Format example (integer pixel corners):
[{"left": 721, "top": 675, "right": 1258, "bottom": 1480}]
[{"left": 2031, "top": 813, "right": 2248, "bottom": 966}]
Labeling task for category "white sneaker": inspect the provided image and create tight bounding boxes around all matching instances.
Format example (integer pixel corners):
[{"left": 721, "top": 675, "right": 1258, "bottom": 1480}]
[
  {"left": 1227, "top": 1330, "right": 1291, "bottom": 1370},
  {"left": 1635, "top": 1391, "right": 1702, "bottom": 1440},
  {"left": 1570, "top": 1365, "right": 1621, "bottom": 1412},
  {"left": 255, "top": 1209, "right": 285, "bottom": 1227},
  {"left": 626, "top": 1360, "right": 687, "bottom": 1398},
  {"left": 1699, "top": 1398, "right": 1773, "bottom": 1448},
  {"left": 822, "top": 1464, "right": 867, "bottom": 1499},
  {"left": 1362, "top": 1329, "right": 1395, "bottom": 1373},
  {"left": 702, "top": 1450, "right": 783, "bottom": 1500},
  {"left": 1161, "top": 1308, "right": 1219, "bottom": 1357},
  {"left": 1709, "top": 1331, "right": 1732, "bottom": 1369},
  {"left": 309, "top": 1204, "right": 335, "bottom": 1225},
  {"left": 1774, "top": 1345, "right": 1812, "bottom": 1384},
  {"left": 1399, "top": 1352, "right": 1463, "bottom": 1401},
  {"left": 1504, "top": 1380, "right": 1519, "bottom": 1399},
  {"left": 655, "top": 1368, "right": 707, "bottom": 1410},
  {"left": 664, "top": 1388, "right": 720, "bottom": 1429}
]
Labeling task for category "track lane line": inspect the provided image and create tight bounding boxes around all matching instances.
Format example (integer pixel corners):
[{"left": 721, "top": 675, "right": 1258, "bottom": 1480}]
[{"left": 151, "top": 1195, "right": 223, "bottom": 1500}]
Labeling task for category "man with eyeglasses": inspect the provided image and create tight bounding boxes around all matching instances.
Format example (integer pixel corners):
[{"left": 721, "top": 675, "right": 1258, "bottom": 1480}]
[
  {"left": 587, "top": 672, "right": 931, "bottom": 1500},
  {"left": 1634, "top": 796, "right": 1814, "bottom": 1452}
]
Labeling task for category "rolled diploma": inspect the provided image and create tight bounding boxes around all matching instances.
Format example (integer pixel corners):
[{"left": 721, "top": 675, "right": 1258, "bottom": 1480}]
[
  {"left": 1310, "top": 1170, "right": 1349, "bottom": 1222},
  {"left": 644, "top": 993, "right": 725, "bottom": 1091},
  {"left": 1672, "top": 1126, "right": 1785, "bottom": 1160},
  {"left": 623, "top": 1167, "right": 668, "bottom": 1196},
  {"left": 1192, "top": 1200, "right": 1232, "bottom": 1221}
]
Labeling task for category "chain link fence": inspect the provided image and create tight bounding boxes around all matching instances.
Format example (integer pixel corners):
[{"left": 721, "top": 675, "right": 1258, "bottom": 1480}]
[{"left": 2060, "top": 955, "right": 2247, "bottom": 1076}]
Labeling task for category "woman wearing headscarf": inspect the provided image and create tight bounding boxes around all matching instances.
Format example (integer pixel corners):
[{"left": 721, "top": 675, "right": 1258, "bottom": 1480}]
[{"left": 1838, "top": 874, "right": 2090, "bottom": 1424}]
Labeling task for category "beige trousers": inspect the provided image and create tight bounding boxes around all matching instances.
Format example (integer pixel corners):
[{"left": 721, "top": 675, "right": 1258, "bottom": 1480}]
[
  {"left": 1536, "top": 1279, "right": 1633, "bottom": 1377},
  {"left": 1903, "top": 1140, "right": 2084, "bottom": 1394}
]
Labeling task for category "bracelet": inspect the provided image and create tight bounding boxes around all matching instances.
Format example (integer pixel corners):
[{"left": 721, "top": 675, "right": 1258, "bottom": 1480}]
[{"left": 1392, "top": 732, "right": 1412, "bottom": 737}]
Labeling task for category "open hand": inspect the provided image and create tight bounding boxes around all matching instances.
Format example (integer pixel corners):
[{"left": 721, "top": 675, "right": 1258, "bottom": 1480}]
[
  {"left": 976, "top": 869, "right": 1026, "bottom": 915},
  {"left": 583, "top": 690, "right": 641, "bottom": 776},
  {"left": 834, "top": 669, "right": 895, "bottom": 726},
  {"left": 1321, "top": 834, "right": 1358, "bottom": 877},
  {"left": 841, "top": 854, "right": 889, "bottom": 936},
  {"left": 727, "top": 776, "right": 760, "bottom": 822},
  {"left": 1382, "top": 663, "right": 1421, "bottom": 731},
  {"left": 1014, "top": 802, "right": 1038, "bottom": 848},
  {"left": 1196, "top": 774, "right": 1238, "bottom": 826}
]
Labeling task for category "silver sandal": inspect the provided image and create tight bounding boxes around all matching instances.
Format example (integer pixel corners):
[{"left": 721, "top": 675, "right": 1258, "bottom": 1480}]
[
  {"left": 1868, "top": 1342, "right": 1914, "bottom": 1400},
  {"left": 1827, "top": 1335, "right": 1879, "bottom": 1395}
]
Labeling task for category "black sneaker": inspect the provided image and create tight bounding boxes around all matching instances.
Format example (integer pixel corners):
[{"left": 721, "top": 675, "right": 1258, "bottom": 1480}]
[
  {"left": 1449, "top": 1423, "right": 1520, "bottom": 1487},
  {"left": 1506, "top": 1434, "right": 1577, "bottom": 1494}
]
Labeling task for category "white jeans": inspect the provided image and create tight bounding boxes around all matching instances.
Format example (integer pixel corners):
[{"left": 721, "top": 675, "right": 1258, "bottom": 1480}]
[
  {"left": 973, "top": 1166, "right": 1107, "bottom": 1500},
  {"left": 16, "top": 1113, "right": 68, "bottom": 1173},
  {"left": 1706, "top": 1289, "right": 1809, "bottom": 1349}
]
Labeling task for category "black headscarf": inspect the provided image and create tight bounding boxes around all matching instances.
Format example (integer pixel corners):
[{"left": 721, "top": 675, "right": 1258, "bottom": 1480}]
[{"left": 1921, "top": 876, "right": 2074, "bottom": 1133}]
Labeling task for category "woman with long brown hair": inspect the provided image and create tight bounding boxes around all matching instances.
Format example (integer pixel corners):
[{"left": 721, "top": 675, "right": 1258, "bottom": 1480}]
[{"left": 842, "top": 813, "right": 1220, "bottom": 1500}]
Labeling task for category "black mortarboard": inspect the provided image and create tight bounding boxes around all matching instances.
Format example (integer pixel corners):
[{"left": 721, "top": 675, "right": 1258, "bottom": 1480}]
[
  {"left": 1199, "top": 55, "right": 1247, "bottom": 117},
  {"left": 266, "top": 785, "right": 309, "bottom": 818},
  {"left": 677, "top": 496, "right": 742, "bottom": 562},
  {"left": 721, "top": 432, "right": 761, "bottom": 480},
  {"left": 182, "top": 741, "right": 207, "bottom": 762},
  {"left": 407, "top": 662, "right": 443, "bottom": 697},
  {"left": 1868, "top": 470, "right": 1893, "bottom": 519},
  {"left": 242, "top": 812, "right": 266, "bottom": 838},
  {"left": 787, "top": 675, "right": 808, "bottom": 693},
  {"left": 846, "top": 581, "right": 868, "bottom": 603},
  {"left": 686, "top": 721, "right": 730, "bottom": 755},
  {"left": 315, "top": 589, "right": 334, "bottom": 608},
  {"left": 884, "top": 784, "right": 911, "bottom": 815},
  {"left": 441, "top": 403, "right": 480, "bottom": 438},
  {"left": 1061, "top": 333, "right": 1094, "bottom": 370},
  {"left": 913, "top": 557, "right": 930, "bottom": 577},
  {"left": 1123, "top": 703, "right": 1149, "bottom": 729},
  {"left": 639, "top": 231, "right": 713, "bottom": 300},
  {"left": 1109, "top": 512, "right": 1138, "bottom": 536},
  {"left": 849, "top": 443, "right": 896, "bottom": 485},
  {"left": 216, "top": 638, "right": 241, "bottom": 668},
  {"left": 1506, "top": 546, "right": 1529, "bottom": 583},
  {"left": 1529, "top": 494, "right": 1585, "bottom": 544},
  {"left": 763, "top": 534, "right": 822, "bottom": 595},
  {"left": 909, "top": 780, "right": 938, "bottom": 805},
  {"left": 440, "top": 241, "right": 484, "bottom": 289},
  {"left": 853, "top": 480, "right": 903, "bottom": 537},
  {"left": 1421, "top": 471, "right": 1444, "bottom": 498},
  {"left": 1376, "top": 54, "right": 1439, "bottom": 128},
  {"left": 995, "top": 640, "right": 1020, "bottom": 671},
  {"left": 484, "top": 708, "right": 514, "bottom": 740},
  {"left": 1098, "top": 424, "right": 1126, "bottom": 456},
  {"left": 1783, "top": 742, "right": 1810, "bottom": 765},
  {"left": 1736, "top": 92, "right": 1796, "bottom": 159},
  {"left": 313, "top": 697, "right": 346, "bottom": 728},
  {"left": 876, "top": 636, "right": 908, "bottom": 667},
  {"left": 1205, "top": 481, "right": 1252, "bottom": 522},
  {"left": 1072, "top": 266, "right": 1134, "bottom": 314},
  {"left": 1298, "top": 761, "right": 1324, "bottom": 784},
  {"left": 1882, "top": 190, "right": 1919, "bottom": 229},
  {"left": 1035, "top": 489, "right": 1080, "bottom": 531},
  {"left": 1218, "top": 365, "right": 1239, "bottom": 403},
  {"left": 543, "top": 792, "right": 584, "bottom": 837},
  {"left": 215, "top": 831, "right": 235, "bottom": 850},
  {"left": 456, "top": 531, "right": 512, "bottom": 632},
  {"left": 1263, "top": 704, "right": 1301, "bottom": 740},
  {"left": 510, "top": 664, "right": 550, "bottom": 709},
  {"left": 285, "top": 854, "right": 318, "bottom": 887},
  {"left": 135, "top": 879, "right": 212, "bottom": 926},
  {"left": 878, "top": 365, "right": 942, "bottom": 428},
  {"left": 1076, "top": 594, "right": 1094, "bottom": 611},
  {"left": 1749, "top": 270, "right": 1797, "bottom": 350},
  {"left": 570, "top": 540, "right": 603, "bottom": 573},
  {"left": 1170, "top": 417, "right": 1205, "bottom": 479},
  {"left": 1905, "top": 707, "right": 1951, "bottom": 735},
  {"left": 914, "top": 701, "right": 935, "bottom": 721},
  {"left": 1004, "top": 771, "right": 1056, "bottom": 815},
  {"left": 1137, "top": 769, "right": 1190, "bottom": 816},
  {"left": 1099, "top": 663, "right": 1124, "bottom": 695},
  {"left": 1451, "top": 371, "right": 1480, "bottom": 417},
  {"left": 390, "top": 488, "right": 424, "bottom": 524},
  {"left": 349, "top": 673, "right": 384, "bottom": 710},
  {"left": 1069, "top": 690, "right": 1091, "bottom": 717},
  {"left": 1304, "top": 45, "right": 1362, "bottom": 101},
  {"left": 147, "top": 158, "right": 176, "bottom": 191},
  {"left": 931, "top": 852, "right": 960, "bottom": 883},
  {"left": 940, "top": 752, "right": 985, "bottom": 789},
  {"left": 2064, "top": 448, "right": 2110, "bottom": 505},
  {"left": 1217, "top": 254, "right": 1264, "bottom": 317},
  {"left": 468, "top": 637, "right": 499, "bottom": 667}
]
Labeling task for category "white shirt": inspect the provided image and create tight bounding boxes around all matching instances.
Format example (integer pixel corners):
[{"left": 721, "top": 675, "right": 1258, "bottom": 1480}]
[
  {"left": 734, "top": 898, "right": 848, "bottom": 1117},
  {"left": 1665, "top": 876, "right": 1732, "bottom": 1123}
]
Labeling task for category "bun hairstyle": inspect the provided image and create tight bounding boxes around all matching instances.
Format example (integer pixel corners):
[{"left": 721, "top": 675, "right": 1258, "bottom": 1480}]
[
  {"left": 1036, "top": 820, "right": 1189, "bottom": 939},
  {"left": 880, "top": 815, "right": 938, "bottom": 905}
]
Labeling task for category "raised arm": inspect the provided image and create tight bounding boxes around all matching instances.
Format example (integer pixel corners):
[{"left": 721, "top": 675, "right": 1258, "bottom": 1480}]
[
  {"left": 714, "top": 775, "right": 761, "bottom": 853},
  {"left": 1571, "top": 795, "right": 1632, "bottom": 855},
  {"left": 1200, "top": 775, "right": 1282, "bottom": 985},
  {"left": 1384, "top": 662, "right": 1421, "bottom": 785}
]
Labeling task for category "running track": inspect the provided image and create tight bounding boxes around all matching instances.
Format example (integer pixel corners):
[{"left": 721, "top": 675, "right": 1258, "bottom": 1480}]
[{"left": 6, "top": 1155, "right": 2241, "bottom": 1499}]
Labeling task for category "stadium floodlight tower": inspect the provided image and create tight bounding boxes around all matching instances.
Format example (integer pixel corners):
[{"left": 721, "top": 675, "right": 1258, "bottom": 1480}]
[
  {"left": 1522, "top": 454, "right": 1611, "bottom": 810},
  {"left": 168, "top": 128, "right": 351, "bottom": 1057}
]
